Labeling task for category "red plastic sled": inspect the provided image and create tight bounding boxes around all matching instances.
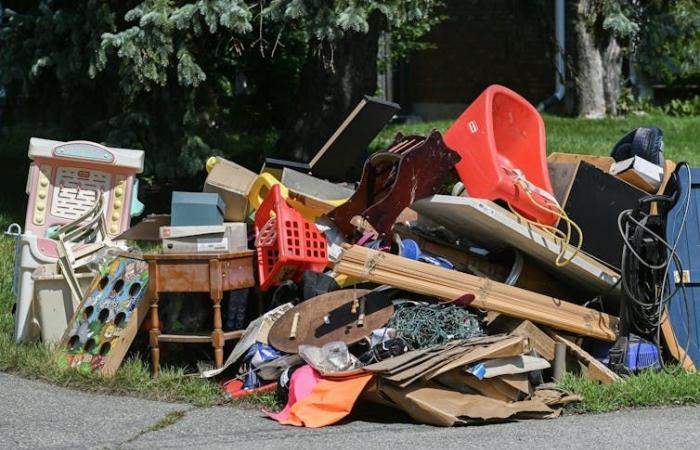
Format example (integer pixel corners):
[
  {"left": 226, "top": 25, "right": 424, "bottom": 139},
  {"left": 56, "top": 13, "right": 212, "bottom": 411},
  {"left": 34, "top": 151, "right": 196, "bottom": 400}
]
[{"left": 444, "top": 85, "right": 558, "bottom": 225}]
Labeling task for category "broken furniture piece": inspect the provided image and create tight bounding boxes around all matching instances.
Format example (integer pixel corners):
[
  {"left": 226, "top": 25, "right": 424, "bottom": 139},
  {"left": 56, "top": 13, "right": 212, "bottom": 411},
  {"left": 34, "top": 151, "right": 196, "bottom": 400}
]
[
  {"left": 144, "top": 250, "right": 255, "bottom": 375},
  {"left": 57, "top": 254, "right": 149, "bottom": 377},
  {"left": 263, "top": 95, "right": 400, "bottom": 182},
  {"left": 335, "top": 245, "right": 619, "bottom": 341},
  {"left": 328, "top": 130, "right": 460, "bottom": 239},
  {"left": 267, "top": 289, "right": 394, "bottom": 353},
  {"left": 13, "top": 138, "right": 145, "bottom": 342},
  {"left": 444, "top": 84, "right": 558, "bottom": 225}
]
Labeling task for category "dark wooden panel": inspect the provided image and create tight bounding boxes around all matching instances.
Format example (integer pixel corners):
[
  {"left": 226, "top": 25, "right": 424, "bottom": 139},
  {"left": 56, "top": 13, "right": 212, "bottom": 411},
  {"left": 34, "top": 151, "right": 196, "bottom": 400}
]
[{"left": 558, "top": 161, "right": 646, "bottom": 270}]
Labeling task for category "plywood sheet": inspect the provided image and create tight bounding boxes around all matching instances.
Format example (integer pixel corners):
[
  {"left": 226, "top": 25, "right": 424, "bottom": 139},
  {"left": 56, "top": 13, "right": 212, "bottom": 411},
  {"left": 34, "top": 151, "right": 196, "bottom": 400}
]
[{"left": 268, "top": 289, "right": 393, "bottom": 353}]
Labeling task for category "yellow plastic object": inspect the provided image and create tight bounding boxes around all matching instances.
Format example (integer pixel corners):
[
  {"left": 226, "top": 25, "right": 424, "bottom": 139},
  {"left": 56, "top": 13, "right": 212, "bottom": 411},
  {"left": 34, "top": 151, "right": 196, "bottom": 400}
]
[
  {"left": 333, "top": 273, "right": 362, "bottom": 288},
  {"left": 248, "top": 173, "right": 347, "bottom": 221},
  {"left": 205, "top": 156, "right": 218, "bottom": 173}
]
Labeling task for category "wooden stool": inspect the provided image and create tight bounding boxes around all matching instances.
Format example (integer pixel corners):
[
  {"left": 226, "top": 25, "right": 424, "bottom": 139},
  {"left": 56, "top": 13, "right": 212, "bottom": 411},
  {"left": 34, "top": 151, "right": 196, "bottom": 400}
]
[{"left": 144, "top": 251, "right": 255, "bottom": 375}]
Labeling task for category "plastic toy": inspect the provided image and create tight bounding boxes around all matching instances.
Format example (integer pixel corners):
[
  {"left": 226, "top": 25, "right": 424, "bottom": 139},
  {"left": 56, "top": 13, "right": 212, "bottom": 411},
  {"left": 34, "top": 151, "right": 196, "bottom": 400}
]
[
  {"left": 12, "top": 138, "right": 145, "bottom": 342},
  {"left": 57, "top": 254, "right": 149, "bottom": 377}
]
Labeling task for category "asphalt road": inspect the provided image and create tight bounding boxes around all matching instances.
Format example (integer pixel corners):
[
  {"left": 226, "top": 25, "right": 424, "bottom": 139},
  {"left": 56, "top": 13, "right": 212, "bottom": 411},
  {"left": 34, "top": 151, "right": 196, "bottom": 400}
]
[{"left": 1, "top": 372, "right": 699, "bottom": 450}]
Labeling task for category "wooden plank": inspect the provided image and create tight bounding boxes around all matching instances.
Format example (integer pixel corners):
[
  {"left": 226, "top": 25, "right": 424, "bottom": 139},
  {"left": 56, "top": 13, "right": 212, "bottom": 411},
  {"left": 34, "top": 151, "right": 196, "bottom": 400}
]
[
  {"left": 548, "top": 331, "right": 620, "bottom": 384},
  {"left": 336, "top": 245, "right": 619, "bottom": 341},
  {"left": 489, "top": 317, "right": 556, "bottom": 361},
  {"left": 410, "top": 195, "right": 620, "bottom": 295},
  {"left": 660, "top": 310, "right": 696, "bottom": 372},
  {"left": 547, "top": 152, "right": 615, "bottom": 172}
]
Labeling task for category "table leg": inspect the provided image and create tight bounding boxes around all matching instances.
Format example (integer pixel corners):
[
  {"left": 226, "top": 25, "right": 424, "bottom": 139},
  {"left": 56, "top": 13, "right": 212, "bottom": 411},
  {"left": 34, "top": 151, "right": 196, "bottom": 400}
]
[
  {"left": 149, "top": 299, "right": 161, "bottom": 376},
  {"left": 209, "top": 259, "right": 225, "bottom": 369},
  {"left": 212, "top": 297, "right": 224, "bottom": 368}
]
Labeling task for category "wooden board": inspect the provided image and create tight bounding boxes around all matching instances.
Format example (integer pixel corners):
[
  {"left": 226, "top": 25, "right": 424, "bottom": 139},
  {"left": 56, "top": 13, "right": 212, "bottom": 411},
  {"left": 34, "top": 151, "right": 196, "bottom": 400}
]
[
  {"left": 268, "top": 289, "right": 393, "bottom": 353},
  {"left": 308, "top": 96, "right": 400, "bottom": 181},
  {"left": 410, "top": 195, "right": 620, "bottom": 296},
  {"left": 57, "top": 255, "right": 149, "bottom": 377},
  {"left": 488, "top": 316, "right": 556, "bottom": 361},
  {"left": 548, "top": 331, "right": 620, "bottom": 384},
  {"left": 554, "top": 161, "right": 647, "bottom": 269},
  {"left": 336, "top": 245, "right": 619, "bottom": 342}
]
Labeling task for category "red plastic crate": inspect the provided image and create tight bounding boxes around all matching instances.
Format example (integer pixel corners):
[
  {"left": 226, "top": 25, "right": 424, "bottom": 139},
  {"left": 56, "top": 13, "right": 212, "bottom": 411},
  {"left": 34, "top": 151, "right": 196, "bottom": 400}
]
[{"left": 254, "top": 184, "right": 328, "bottom": 291}]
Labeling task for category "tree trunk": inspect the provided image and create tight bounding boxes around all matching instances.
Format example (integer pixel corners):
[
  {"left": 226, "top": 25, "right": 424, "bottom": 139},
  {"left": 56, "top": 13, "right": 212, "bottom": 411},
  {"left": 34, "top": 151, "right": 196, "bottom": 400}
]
[
  {"left": 274, "top": 13, "right": 383, "bottom": 162},
  {"left": 602, "top": 38, "right": 622, "bottom": 116},
  {"left": 573, "top": 0, "right": 623, "bottom": 118}
]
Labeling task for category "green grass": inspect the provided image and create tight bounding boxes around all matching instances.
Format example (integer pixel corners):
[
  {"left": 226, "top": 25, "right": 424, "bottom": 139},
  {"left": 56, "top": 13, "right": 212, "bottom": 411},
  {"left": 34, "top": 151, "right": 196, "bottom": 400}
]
[
  {"left": 374, "top": 113, "right": 700, "bottom": 164},
  {"left": 2, "top": 114, "right": 700, "bottom": 413},
  {"left": 560, "top": 368, "right": 700, "bottom": 413}
]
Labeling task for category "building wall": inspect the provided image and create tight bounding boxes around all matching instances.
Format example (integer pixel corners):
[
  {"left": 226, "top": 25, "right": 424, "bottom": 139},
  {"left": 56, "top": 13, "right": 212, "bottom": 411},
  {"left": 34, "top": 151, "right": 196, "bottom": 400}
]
[{"left": 398, "top": 0, "right": 563, "bottom": 120}]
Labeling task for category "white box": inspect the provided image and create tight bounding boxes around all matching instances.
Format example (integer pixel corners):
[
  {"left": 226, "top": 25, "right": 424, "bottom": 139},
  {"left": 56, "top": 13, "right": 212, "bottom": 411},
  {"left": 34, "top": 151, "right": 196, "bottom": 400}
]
[
  {"left": 610, "top": 156, "right": 664, "bottom": 193},
  {"left": 160, "top": 223, "right": 248, "bottom": 254}
]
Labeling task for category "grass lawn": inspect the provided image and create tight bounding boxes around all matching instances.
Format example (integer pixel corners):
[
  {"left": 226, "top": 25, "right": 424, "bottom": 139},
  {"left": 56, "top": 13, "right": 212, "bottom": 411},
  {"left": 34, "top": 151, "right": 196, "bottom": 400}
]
[
  {"left": 1, "top": 113, "right": 700, "bottom": 413},
  {"left": 375, "top": 113, "right": 700, "bottom": 164}
]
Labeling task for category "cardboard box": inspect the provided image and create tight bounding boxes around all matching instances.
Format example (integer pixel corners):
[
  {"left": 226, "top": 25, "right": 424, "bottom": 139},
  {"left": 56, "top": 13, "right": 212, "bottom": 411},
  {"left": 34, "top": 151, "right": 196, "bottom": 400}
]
[
  {"left": 160, "top": 223, "right": 247, "bottom": 253},
  {"left": 203, "top": 157, "right": 257, "bottom": 222},
  {"left": 171, "top": 191, "right": 225, "bottom": 227},
  {"left": 609, "top": 156, "right": 664, "bottom": 193}
]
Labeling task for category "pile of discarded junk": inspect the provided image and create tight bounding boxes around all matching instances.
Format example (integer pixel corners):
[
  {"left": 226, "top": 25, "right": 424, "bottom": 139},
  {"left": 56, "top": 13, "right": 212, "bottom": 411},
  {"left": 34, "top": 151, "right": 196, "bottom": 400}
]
[{"left": 7, "top": 84, "right": 699, "bottom": 427}]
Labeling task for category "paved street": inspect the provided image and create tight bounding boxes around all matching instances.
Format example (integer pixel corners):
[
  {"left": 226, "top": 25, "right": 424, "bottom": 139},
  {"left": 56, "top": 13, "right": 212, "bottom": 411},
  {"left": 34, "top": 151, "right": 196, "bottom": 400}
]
[{"left": 1, "top": 371, "right": 699, "bottom": 450}]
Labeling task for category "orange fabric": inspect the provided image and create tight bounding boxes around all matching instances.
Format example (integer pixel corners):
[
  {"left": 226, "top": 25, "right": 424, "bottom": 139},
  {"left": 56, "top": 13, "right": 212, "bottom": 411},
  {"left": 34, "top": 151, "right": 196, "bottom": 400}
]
[{"left": 281, "top": 373, "right": 374, "bottom": 428}]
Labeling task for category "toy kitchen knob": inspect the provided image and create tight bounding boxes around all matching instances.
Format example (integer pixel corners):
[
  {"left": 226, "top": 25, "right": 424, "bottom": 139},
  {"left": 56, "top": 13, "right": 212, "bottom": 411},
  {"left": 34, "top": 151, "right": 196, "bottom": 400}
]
[
  {"left": 111, "top": 212, "right": 121, "bottom": 221},
  {"left": 114, "top": 200, "right": 123, "bottom": 209},
  {"left": 38, "top": 192, "right": 46, "bottom": 199},
  {"left": 115, "top": 187, "right": 124, "bottom": 197}
]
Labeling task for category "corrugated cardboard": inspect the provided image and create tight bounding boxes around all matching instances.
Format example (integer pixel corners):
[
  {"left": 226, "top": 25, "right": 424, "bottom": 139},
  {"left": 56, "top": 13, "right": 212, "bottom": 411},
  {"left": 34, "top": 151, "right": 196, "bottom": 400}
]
[
  {"left": 204, "top": 157, "right": 257, "bottom": 221},
  {"left": 380, "top": 381, "right": 554, "bottom": 426},
  {"left": 160, "top": 223, "right": 247, "bottom": 253},
  {"left": 609, "top": 156, "right": 664, "bottom": 193}
]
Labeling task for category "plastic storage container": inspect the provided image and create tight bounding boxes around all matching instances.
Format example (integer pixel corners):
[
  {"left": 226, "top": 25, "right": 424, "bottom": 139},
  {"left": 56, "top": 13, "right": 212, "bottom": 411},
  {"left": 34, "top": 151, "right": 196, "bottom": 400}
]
[
  {"left": 32, "top": 263, "right": 96, "bottom": 344},
  {"left": 254, "top": 184, "right": 327, "bottom": 291}
]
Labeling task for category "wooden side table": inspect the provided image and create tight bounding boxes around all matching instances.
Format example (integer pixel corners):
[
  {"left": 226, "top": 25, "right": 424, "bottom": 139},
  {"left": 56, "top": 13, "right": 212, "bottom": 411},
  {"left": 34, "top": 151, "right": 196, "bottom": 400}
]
[{"left": 144, "top": 251, "right": 255, "bottom": 375}]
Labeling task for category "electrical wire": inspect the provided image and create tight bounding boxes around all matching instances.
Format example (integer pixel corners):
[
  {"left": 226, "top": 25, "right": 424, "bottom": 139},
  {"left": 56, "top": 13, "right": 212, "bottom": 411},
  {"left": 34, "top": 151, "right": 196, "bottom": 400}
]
[
  {"left": 617, "top": 162, "right": 693, "bottom": 368},
  {"left": 505, "top": 173, "right": 584, "bottom": 267}
]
